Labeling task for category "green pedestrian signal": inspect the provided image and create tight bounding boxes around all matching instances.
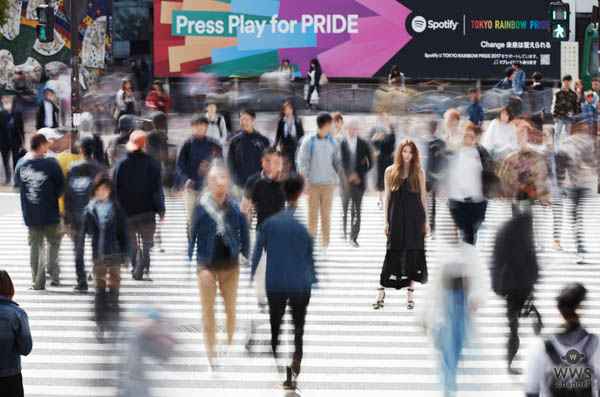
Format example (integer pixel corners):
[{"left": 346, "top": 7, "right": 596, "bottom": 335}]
[
  {"left": 36, "top": 5, "right": 54, "bottom": 43},
  {"left": 553, "top": 23, "right": 566, "bottom": 39},
  {"left": 549, "top": 1, "right": 570, "bottom": 41}
]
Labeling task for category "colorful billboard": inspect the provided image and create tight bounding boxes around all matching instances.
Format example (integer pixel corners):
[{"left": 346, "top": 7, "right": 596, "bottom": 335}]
[{"left": 154, "top": 0, "right": 560, "bottom": 79}]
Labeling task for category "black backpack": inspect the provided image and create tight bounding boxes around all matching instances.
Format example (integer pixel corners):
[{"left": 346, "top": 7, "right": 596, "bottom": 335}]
[{"left": 545, "top": 335, "right": 598, "bottom": 397}]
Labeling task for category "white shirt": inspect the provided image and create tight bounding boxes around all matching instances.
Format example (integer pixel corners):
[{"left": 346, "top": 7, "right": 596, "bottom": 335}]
[
  {"left": 346, "top": 135, "right": 357, "bottom": 156},
  {"left": 447, "top": 146, "right": 484, "bottom": 202},
  {"left": 308, "top": 70, "right": 316, "bottom": 86},
  {"left": 481, "top": 119, "right": 518, "bottom": 160},
  {"left": 44, "top": 101, "right": 54, "bottom": 128}
]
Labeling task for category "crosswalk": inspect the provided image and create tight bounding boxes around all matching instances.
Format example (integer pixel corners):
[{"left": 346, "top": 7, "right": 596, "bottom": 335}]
[{"left": 1, "top": 191, "right": 600, "bottom": 397}]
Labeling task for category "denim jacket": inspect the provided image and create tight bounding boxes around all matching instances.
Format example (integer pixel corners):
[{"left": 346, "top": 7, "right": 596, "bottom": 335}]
[
  {"left": 188, "top": 198, "right": 250, "bottom": 266},
  {"left": 0, "top": 296, "right": 32, "bottom": 377},
  {"left": 84, "top": 200, "right": 130, "bottom": 261},
  {"left": 251, "top": 206, "right": 317, "bottom": 293}
]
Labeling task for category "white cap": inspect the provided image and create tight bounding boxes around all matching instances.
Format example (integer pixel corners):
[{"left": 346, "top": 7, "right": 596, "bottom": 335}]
[{"left": 37, "top": 127, "right": 63, "bottom": 141}]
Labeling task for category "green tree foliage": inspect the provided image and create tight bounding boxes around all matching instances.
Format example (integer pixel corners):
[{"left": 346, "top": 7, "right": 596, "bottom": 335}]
[{"left": 0, "top": 0, "right": 9, "bottom": 40}]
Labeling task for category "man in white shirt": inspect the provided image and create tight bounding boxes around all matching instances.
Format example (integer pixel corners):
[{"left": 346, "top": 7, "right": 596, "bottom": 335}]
[
  {"left": 35, "top": 89, "right": 59, "bottom": 130},
  {"left": 205, "top": 100, "right": 227, "bottom": 145}
]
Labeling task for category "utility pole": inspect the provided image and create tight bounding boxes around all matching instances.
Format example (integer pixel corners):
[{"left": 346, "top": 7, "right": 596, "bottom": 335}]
[
  {"left": 593, "top": 2, "right": 600, "bottom": 78},
  {"left": 70, "top": 0, "right": 81, "bottom": 132}
]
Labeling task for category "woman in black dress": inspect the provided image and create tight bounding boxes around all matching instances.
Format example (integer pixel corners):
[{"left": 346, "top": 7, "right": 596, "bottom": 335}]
[
  {"left": 373, "top": 139, "right": 429, "bottom": 310},
  {"left": 274, "top": 101, "right": 304, "bottom": 175},
  {"left": 371, "top": 112, "right": 396, "bottom": 210}
]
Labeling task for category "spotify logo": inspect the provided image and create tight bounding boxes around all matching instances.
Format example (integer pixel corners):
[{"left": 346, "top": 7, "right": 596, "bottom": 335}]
[{"left": 411, "top": 16, "right": 427, "bottom": 33}]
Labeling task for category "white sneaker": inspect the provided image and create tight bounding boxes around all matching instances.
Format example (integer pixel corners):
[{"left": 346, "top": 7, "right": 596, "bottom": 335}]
[{"left": 320, "top": 246, "right": 328, "bottom": 258}]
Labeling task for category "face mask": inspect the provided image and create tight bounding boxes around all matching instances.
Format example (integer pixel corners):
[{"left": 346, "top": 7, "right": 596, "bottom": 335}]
[{"left": 3, "top": 103, "right": 11, "bottom": 111}]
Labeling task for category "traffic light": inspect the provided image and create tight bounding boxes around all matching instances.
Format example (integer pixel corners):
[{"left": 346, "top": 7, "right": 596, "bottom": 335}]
[
  {"left": 36, "top": 5, "right": 54, "bottom": 43},
  {"left": 550, "top": 1, "right": 570, "bottom": 41}
]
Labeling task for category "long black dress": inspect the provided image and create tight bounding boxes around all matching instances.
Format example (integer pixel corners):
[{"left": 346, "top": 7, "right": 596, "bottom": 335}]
[{"left": 379, "top": 179, "right": 428, "bottom": 289}]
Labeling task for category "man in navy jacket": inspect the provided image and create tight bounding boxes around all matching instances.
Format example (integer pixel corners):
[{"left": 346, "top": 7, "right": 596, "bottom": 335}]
[
  {"left": 114, "top": 131, "right": 165, "bottom": 279},
  {"left": 251, "top": 174, "right": 317, "bottom": 390},
  {"left": 14, "top": 133, "right": 64, "bottom": 289}
]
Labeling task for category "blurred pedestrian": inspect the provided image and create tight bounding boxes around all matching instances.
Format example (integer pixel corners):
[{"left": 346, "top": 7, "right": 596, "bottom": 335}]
[
  {"left": 498, "top": 120, "right": 551, "bottom": 215},
  {"left": 388, "top": 65, "right": 406, "bottom": 90},
  {"left": 575, "top": 79, "right": 585, "bottom": 111},
  {"left": 0, "top": 270, "right": 32, "bottom": 397},
  {"left": 35, "top": 88, "right": 59, "bottom": 130},
  {"left": 581, "top": 91, "right": 598, "bottom": 133},
  {"left": 446, "top": 122, "right": 493, "bottom": 245},
  {"left": 37, "top": 127, "right": 64, "bottom": 157},
  {"left": 529, "top": 72, "right": 546, "bottom": 116},
  {"left": 84, "top": 175, "right": 129, "bottom": 339},
  {"left": 79, "top": 112, "right": 107, "bottom": 165},
  {"left": 188, "top": 164, "right": 250, "bottom": 371},
  {"left": 251, "top": 174, "right": 316, "bottom": 390},
  {"left": 117, "top": 308, "right": 176, "bottom": 397},
  {"left": 426, "top": 120, "right": 447, "bottom": 234},
  {"left": 114, "top": 131, "right": 165, "bottom": 280},
  {"left": 330, "top": 111, "right": 346, "bottom": 144},
  {"left": 146, "top": 111, "right": 169, "bottom": 185},
  {"left": 555, "top": 122, "right": 597, "bottom": 263},
  {"left": 466, "top": 88, "right": 484, "bottom": 126},
  {"left": 491, "top": 212, "right": 542, "bottom": 375},
  {"left": 442, "top": 109, "right": 461, "bottom": 152},
  {"left": 14, "top": 133, "right": 64, "bottom": 289},
  {"left": 371, "top": 112, "right": 395, "bottom": 209},
  {"left": 297, "top": 112, "right": 341, "bottom": 255},
  {"left": 0, "top": 96, "right": 25, "bottom": 184},
  {"left": 129, "top": 59, "right": 144, "bottom": 93},
  {"left": 552, "top": 75, "right": 579, "bottom": 153},
  {"left": 242, "top": 147, "right": 284, "bottom": 310},
  {"left": 174, "top": 115, "right": 223, "bottom": 238},
  {"left": 373, "top": 139, "right": 429, "bottom": 310},
  {"left": 340, "top": 119, "right": 374, "bottom": 247},
  {"left": 419, "top": 243, "right": 487, "bottom": 397},
  {"left": 306, "top": 58, "right": 322, "bottom": 107},
  {"left": 12, "top": 71, "right": 31, "bottom": 109},
  {"left": 512, "top": 61, "right": 526, "bottom": 96},
  {"left": 145, "top": 80, "right": 171, "bottom": 114},
  {"left": 279, "top": 59, "right": 294, "bottom": 82},
  {"left": 481, "top": 105, "right": 518, "bottom": 162},
  {"left": 205, "top": 100, "right": 227, "bottom": 145},
  {"left": 227, "top": 109, "right": 270, "bottom": 192},
  {"left": 64, "top": 137, "right": 104, "bottom": 291},
  {"left": 524, "top": 283, "right": 599, "bottom": 397},
  {"left": 56, "top": 130, "right": 82, "bottom": 217},
  {"left": 114, "top": 78, "right": 136, "bottom": 121},
  {"left": 106, "top": 115, "right": 134, "bottom": 168},
  {"left": 495, "top": 66, "right": 515, "bottom": 90},
  {"left": 275, "top": 101, "right": 304, "bottom": 174}
]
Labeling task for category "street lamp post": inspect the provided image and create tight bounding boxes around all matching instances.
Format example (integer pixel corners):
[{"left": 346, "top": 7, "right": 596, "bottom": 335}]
[{"left": 70, "top": 0, "right": 81, "bottom": 133}]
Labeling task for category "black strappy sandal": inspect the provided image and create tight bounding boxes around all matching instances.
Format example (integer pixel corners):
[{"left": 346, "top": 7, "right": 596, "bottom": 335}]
[
  {"left": 407, "top": 288, "right": 415, "bottom": 310},
  {"left": 372, "top": 288, "right": 385, "bottom": 309}
]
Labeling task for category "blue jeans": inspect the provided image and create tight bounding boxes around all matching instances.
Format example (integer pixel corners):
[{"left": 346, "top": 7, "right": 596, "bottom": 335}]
[
  {"left": 554, "top": 118, "right": 572, "bottom": 152},
  {"left": 435, "top": 288, "right": 467, "bottom": 393}
]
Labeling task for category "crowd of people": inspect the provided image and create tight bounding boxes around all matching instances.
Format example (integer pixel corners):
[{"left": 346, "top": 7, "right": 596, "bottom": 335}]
[{"left": 0, "top": 65, "right": 600, "bottom": 396}]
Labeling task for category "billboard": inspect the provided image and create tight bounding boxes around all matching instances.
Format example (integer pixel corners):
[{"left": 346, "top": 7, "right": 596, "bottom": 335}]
[{"left": 154, "top": 0, "right": 560, "bottom": 79}]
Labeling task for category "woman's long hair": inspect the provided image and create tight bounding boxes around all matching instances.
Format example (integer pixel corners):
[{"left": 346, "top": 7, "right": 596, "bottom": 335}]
[
  {"left": 279, "top": 101, "right": 296, "bottom": 121},
  {"left": 309, "top": 58, "right": 321, "bottom": 71},
  {"left": 389, "top": 139, "right": 421, "bottom": 192}
]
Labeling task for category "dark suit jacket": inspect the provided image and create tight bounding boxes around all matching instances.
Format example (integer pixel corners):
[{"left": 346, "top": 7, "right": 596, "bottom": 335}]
[
  {"left": 0, "top": 109, "right": 25, "bottom": 146},
  {"left": 275, "top": 117, "right": 304, "bottom": 159},
  {"left": 340, "top": 136, "right": 374, "bottom": 191},
  {"left": 35, "top": 101, "right": 59, "bottom": 130}
]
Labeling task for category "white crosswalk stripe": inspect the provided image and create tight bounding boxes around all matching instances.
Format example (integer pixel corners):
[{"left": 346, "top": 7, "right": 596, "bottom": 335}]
[{"left": 1, "top": 192, "right": 600, "bottom": 397}]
